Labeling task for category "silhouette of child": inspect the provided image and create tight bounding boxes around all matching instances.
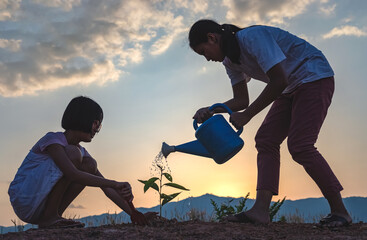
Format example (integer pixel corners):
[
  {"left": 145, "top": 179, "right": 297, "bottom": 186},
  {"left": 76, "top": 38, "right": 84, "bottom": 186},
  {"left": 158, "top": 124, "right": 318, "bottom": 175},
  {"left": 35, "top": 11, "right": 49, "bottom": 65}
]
[
  {"left": 8, "top": 96, "right": 155, "bottom": 228},
  {"left": 189, "top": 19, "right": 351, "bottom": 227}
]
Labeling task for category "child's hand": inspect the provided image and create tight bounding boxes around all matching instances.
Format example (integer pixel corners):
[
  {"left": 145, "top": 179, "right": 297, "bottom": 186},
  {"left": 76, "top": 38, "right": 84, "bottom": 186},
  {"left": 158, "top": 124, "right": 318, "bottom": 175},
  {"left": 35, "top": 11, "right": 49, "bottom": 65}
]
[
  {"left": 115, "top": 182, "right": 133, "bottom": 201},
  {"left": 230, "top": 111, "right": 251, "bottom": 129},
  {"left": 144, "top": 212, "right": 158, "bottom": 221},
  {"left": 130, "top": 210, "right": 148, "bottom": 225},
  {"left": 193, "top": 107, "right": 214, "bottom": 123}
]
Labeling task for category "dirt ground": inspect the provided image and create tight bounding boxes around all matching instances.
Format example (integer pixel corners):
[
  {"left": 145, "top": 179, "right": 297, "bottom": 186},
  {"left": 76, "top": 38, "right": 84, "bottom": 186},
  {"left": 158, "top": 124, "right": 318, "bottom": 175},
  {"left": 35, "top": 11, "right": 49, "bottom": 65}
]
[{"left": 2, "top": 220, "right": 367, "bottom": 240}]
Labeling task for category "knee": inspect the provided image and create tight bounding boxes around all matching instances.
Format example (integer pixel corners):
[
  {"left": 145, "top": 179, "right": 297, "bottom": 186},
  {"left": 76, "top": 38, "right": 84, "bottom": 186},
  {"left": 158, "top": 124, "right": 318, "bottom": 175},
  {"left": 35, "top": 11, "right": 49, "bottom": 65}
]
[
  {"left": 64, "top": 145, "right": 83, "bottom": 168},
  {"left": 255, "top": 130, "right": 266, "bottom": 149},
  {"left": 80, "top": 157, "right": 98, "bottom": 174},
  {"left": 287, "top": 139, "right": 300, "bottom": 158},
  {"left": 287, "top": 139, "right": 314, "bottom": 161},
  {"left": 255, "top": 132, "right": 280, "bottom": 153}
]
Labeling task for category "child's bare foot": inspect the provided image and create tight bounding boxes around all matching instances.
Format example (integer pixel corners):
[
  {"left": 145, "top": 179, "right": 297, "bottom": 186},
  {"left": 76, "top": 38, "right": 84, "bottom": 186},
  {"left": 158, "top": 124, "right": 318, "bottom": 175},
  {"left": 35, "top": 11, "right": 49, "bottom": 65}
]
[
  {"left": 317, "top": 213, "right": 352, "bottom": 228},
  {"left": 38, "top": 216, "right": 64, "bottom": 228},
  {"left": 144, "top": 212, "right": 158, "bottom": 221},
  {"left": 38, "top": 216, "right": 84, "bottom": 229},
  {"left": 245, "top": 208, "right": 270, "bottom": 224}
]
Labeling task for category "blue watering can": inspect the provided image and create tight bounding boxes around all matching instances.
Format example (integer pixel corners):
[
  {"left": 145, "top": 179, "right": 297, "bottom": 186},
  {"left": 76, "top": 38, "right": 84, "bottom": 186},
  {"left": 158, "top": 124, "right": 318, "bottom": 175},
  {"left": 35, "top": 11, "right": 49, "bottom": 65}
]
[{"left": 162, "top": 103, "right": 244, "bottom": 164}]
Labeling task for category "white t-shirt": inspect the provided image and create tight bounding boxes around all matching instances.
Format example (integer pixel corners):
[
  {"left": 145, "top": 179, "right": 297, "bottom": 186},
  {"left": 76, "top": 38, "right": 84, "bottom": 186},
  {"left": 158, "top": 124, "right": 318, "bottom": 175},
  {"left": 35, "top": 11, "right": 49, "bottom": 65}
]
[
  {"left": 8, "top": 132, "right": 90, "bottom": 223},
  {"left": 223, "top": 25, "right": 334, "bottom": 93}
]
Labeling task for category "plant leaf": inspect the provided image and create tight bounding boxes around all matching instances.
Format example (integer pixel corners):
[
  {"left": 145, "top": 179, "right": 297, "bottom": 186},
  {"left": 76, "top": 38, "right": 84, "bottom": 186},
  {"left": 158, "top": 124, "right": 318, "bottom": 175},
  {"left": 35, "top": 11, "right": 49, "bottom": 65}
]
[
  {"left": 138, "top": 179, "right": 159, "bottom": 191},
  {"left": 147, "top": 177, "right": 159, "bottom": 182},
  {"left": 138, "top": 179, "right": 147, "bottom": 184},
  {"left": 161, "top": 192, "right": 181, "bottom": 206},
  {"left": 143, "top": 177, "right": 159, "bottom": 193},
  {"left": 160, "top": 193, "right": 169, "bottom": 200},
  {"left": 163, "top": 182, "right": 189, "bottom": 191},
  {"left": 163, "top": 173, "right": 173, "bottom": 182},
  {"left": 149, "top": 182, "right": 159, "bottom": 192}
]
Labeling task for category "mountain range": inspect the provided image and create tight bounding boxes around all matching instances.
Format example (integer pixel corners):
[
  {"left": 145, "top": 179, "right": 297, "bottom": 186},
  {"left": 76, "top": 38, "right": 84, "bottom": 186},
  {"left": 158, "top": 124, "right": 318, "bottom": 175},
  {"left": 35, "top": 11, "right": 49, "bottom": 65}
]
[{"left": 1, "top": 194, "right": 366, "bottom": 234}]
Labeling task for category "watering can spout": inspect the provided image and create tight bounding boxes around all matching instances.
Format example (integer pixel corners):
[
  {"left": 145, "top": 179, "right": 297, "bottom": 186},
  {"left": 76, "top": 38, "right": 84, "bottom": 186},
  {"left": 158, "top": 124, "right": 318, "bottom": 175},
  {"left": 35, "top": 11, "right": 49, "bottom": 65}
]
[
  {"left": 161, "top": 142, "right": 175, "bottom": 158},
  {"left": 161, "top": 141, "right": 211, "bottom": 159}
]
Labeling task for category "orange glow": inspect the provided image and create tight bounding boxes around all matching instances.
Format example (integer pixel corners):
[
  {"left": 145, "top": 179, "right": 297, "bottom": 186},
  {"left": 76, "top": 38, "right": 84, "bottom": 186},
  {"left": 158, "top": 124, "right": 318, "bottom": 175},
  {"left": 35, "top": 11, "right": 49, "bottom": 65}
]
[{"left": 205, "top": 182, "right": 251, "bottom": 198}]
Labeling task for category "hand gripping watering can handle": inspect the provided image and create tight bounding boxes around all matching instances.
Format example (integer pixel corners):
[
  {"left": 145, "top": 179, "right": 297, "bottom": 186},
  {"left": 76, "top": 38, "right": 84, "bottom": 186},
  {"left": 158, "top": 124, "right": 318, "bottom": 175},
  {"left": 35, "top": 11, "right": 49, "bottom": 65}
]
[{"left": 193, "top": 103, "right": 243, "bottom": 135}]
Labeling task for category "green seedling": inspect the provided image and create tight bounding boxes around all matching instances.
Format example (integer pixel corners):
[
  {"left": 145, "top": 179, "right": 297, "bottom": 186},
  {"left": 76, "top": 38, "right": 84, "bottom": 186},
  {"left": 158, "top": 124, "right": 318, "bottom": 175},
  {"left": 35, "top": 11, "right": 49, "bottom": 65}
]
[
  {"left": 211, "top": 192, "right": 249, "bottom": 221},
  {"left": 139, "top": 152, "right": 189, "bottom": 217},
  {"left": 211, "top": 193, "right": 286, "bottom": 222},
  {"left": 269, "top": 197, "right": 286, "bottom": 222}
]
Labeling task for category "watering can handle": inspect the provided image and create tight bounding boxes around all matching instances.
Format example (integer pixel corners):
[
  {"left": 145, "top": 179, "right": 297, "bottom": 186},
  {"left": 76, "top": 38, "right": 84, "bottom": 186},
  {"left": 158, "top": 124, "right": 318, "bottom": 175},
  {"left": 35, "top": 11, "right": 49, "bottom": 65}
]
[{"left": 193, "top": 103, "right": 243, "bottom": 135}]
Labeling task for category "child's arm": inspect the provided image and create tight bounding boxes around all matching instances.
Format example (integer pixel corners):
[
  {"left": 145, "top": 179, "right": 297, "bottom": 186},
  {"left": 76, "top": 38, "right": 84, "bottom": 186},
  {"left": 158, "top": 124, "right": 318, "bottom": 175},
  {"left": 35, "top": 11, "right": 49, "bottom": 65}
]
[
  {"left": 47, "top": 144, "right": 126, "bottom": 190},
  {"left": 95, "top": 169, "right": 149, "bottom": 225},
  {"left": 223, "top": 80, "right": 250, "bottom": 112},
  {"left": 230, "top": 62, "right": 288, "bottom": 128},
  {"left": 48, "top": 144, "right": 152, "bottom": 224}
]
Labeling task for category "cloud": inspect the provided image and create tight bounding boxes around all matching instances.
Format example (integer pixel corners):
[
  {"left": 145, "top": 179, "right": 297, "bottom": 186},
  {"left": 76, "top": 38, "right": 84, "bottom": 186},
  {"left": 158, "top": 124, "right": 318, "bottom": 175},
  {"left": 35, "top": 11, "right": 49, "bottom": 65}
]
[
  {"left": 32, "top": 0, "right": 82, "bottom": 11},
  {"left": 0, "top": 0, "right": 21, "bottom": 21},
  {"left": 341, "top": 17, "right": 352, "bottom": 24},
  {"left": 0, "top": 0, "right": 192, "bottom": 97},
  {"left": 322, "top": 25, "right": 367, "bottom": 39},
  {"left": 68, "top": 203, "right": 85, "bottom": 209},
  {"left": 149, "top": 16, "right": 187, "bottom": 56},
  {"left": 222, "top": 0, "right": 318, "bottom": 25},
  {"left": 3, "top": 0, "right": 362, "bottom": 97},
  {"left": 173, "top": 0, "right": 208, "bottom": 13},
  {"left": 297, "top": 34, "right": 310, "bottom": 42},
  {"left": 319, "top": 3, "right": 336, "bottom": 16},
  {"left": 0, "top": 38, "right": 21, "bottom": 51}
]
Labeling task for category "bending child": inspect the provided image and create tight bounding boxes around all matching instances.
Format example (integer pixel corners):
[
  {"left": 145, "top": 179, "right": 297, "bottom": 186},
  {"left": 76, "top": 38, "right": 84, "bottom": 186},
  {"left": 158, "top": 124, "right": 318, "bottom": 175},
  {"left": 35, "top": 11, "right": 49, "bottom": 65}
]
[
  {"left": 189, "top": 19, "right": 351, "bottom": 227},
  {"left": 8, "top": 96, "right": 154, "bottom": 228}
]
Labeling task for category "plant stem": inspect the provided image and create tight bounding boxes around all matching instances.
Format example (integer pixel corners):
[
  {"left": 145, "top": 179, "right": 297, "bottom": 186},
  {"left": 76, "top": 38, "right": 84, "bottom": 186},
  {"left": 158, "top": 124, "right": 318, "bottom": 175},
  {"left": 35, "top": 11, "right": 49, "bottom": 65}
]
[{"left": 159, "top": 168, "right": 163, "bottom": 217}]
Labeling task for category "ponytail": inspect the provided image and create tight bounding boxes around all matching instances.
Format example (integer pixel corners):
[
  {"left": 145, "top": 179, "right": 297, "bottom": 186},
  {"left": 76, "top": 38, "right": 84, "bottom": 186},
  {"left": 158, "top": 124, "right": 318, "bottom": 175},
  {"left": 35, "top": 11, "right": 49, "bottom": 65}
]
[
  {"left": 188, "top": 19, "right": 242, "bottom": 64},
  {"left": 220, "top": 24, "right": 241, "bottom": 64}
]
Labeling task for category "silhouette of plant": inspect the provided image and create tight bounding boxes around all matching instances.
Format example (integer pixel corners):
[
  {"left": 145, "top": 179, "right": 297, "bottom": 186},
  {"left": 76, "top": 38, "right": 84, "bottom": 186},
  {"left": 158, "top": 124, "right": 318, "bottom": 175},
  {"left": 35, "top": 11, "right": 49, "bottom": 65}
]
[
  {"left": 139, "top": 152, "right": 189, "bottom": 217},
  {"left": 210, "top": 192, "right": 249, "bottom": 221},
  {"left": 269, "top": 197, "right": 286, "bottom": 222},
  {"left": 211, "top": 193, "right": 286, "bottom": 222}
]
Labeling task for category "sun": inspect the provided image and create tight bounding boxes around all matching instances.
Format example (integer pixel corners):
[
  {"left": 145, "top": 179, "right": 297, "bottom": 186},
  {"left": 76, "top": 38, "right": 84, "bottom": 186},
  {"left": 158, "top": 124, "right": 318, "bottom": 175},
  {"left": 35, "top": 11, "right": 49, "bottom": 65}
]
[{"left": 209, "top": 183, "right": 250, "bottom": 198}]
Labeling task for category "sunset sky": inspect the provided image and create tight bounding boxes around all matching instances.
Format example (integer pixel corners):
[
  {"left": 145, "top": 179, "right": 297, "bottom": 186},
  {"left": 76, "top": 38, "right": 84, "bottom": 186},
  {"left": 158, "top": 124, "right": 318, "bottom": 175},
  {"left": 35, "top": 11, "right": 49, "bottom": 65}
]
[{"left": 1, "top": 0, "right": 366, "bottom": 226}]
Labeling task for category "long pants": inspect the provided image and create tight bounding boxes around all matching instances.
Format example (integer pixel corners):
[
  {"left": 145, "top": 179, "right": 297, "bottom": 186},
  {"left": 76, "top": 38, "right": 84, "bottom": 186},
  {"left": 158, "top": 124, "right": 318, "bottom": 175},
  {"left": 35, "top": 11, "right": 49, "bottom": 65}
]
[{"left": 255, "top": 77, "right": 343, "bottom": 198}]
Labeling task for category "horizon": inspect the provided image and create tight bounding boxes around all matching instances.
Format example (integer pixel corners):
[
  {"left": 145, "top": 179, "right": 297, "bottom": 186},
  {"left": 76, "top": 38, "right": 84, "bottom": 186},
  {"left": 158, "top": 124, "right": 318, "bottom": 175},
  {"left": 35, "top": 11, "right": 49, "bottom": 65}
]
[
  {"left": 2, "top": 193, "right": 366, "bottom": 228},
  {"left": 1, "top": 0, "right": 366, "bottom": 226}
]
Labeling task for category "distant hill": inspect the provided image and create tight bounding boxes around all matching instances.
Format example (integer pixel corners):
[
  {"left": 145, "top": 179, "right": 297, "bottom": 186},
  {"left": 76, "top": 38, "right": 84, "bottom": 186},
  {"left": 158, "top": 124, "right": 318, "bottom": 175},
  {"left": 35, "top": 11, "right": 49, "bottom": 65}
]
[{"left": 1, "top": 194, "right": 366, "bottom": 234}]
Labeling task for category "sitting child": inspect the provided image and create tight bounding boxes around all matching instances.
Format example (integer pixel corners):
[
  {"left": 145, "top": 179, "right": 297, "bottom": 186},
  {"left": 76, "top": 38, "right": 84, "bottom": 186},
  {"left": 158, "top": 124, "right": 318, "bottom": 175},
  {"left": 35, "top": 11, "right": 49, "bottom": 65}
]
[{"left": 8, "top": 96, "right": 154, "bottom": 228}]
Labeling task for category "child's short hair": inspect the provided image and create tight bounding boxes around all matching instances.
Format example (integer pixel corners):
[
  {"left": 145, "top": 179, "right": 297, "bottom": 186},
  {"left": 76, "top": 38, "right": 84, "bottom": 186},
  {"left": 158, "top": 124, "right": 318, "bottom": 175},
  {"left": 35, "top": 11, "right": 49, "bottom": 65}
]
[{"left": 62, "top": 96, "right": 103, "bottom": 133}]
